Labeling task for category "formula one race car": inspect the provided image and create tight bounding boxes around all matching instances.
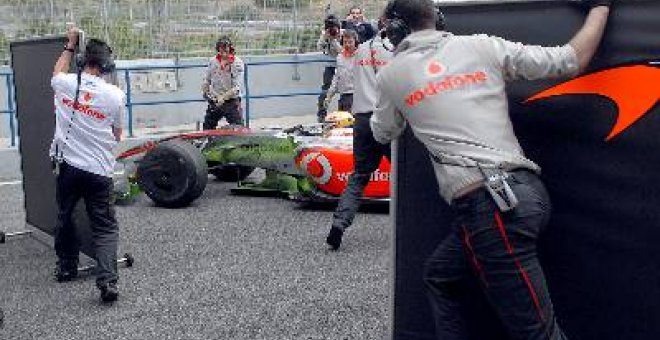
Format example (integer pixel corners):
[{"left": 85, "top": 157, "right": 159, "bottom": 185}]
[{"left": 113, "top": 111, "right": 391, "bottom": 208}]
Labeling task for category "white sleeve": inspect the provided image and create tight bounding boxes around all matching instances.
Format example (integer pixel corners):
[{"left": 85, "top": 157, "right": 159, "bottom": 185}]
[
  {"left": 202, "top": 60, "right": 213, "bottom": 87},
  {"left": 371, "top": 73, "right": 406, "bottom": 144},
  {"left": 51, "top": 73, "right": 74, "bottom": 94},
  {"left": 327, "top": 58, "right": 340, "bottom": 98},
  {"left": 317, "top": 32, "right": 328, "bottom": 52},
  {"left": 485, "top": 36, "right": 580, "bottom": 81},
  {"left": 112, "top": 90, "right": 126, "bottom": 129}
]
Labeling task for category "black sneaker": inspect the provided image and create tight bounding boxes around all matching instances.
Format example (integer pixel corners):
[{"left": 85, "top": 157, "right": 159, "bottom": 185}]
[
  {"left": 54, "top": 266, "right": 78, "bottom": 282},
  {"left": 326, "top": 226, "right": 344, "bottom": 250},
  {"left": 99, "top": 283, "right": 119, "bottom": 303}
]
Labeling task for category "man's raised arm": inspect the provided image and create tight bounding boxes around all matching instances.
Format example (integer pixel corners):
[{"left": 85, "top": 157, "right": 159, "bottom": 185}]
[{"left": 569, "top": 2, "right": 612, "bottom": 73}]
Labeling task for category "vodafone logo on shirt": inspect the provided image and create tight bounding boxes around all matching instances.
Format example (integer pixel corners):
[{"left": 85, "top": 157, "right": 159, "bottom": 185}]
[
  {"left": 404, "top": 59, "right": 489, "bottom": 107},
  {"left": 61, "top": 91, "right": 107, "bottom": 120},
  {"left": 427, "top": 60, "right": 446, "bottom": 76},
  {"left": 405, "top": 71, "right": 488, "bottom": 108},
  {"left": 356, "top": 49, "right": 389, "bottom": 67},
  {"left": 81, "top": 91, "right": 93, "bottom": 104}
]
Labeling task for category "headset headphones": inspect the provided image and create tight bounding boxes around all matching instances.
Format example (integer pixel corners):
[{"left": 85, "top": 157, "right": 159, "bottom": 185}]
[
  {"left": 215, "top": 36, "right": 235, "bottom": 55},
  {"left": 384, "top": 0, "right": 446, "bottom": 47},
  {"left": 75, "top": 38, "right": 116, "bottom": 74}
]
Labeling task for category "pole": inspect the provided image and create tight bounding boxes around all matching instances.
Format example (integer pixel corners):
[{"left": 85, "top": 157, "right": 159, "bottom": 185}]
[
  {"left": 243, "top": 64, "right": 250, "bottom": 127},
  {"left": 7, "top": 74, "right": 16, "bottom": 147},
  {"left": 123, "top": 69, "right": 134, "bottom": 138}
]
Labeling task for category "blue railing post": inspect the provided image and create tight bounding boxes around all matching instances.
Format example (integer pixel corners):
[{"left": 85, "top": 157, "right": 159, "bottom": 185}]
[
  {"left": 123, "top": 69, "right": 134, "bottom": 138},
  {"left": 243, "top": 63, "right": 250, "bottom": 127},
  {"left": 6, "top": 74, "right": 16, "bottom": 147}
]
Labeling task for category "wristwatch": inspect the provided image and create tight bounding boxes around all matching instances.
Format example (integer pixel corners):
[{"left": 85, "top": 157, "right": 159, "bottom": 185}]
[{"left": 63, "top": 45, "right": 75, "bottom": 53}]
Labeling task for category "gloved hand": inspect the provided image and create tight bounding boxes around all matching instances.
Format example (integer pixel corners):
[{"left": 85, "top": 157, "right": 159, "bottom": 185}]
[
  {"left": 203, "top": 92, "right": 217, "bottom": 107},
  {"left": 579, "top": 0, "right": 612, "bottom": 9},
  {"left": 323, "top": 94, "right": 335, "bottom": 109},
  {"left": 214, "top": 93, "right": 227, "bottom": 106},
  {"left": 65, "top": 23, "right": 80, "bottom": 49},
  {"left": 216, "top": 88, "right": 240, "bottom": 106}
]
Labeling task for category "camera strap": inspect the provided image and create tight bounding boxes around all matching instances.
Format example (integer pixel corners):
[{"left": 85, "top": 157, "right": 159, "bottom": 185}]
[
  {"left": 368, "top": 37, "right": 379, "bottom": 75},
  {"left": 55, "top": 70, "right": 82, "bottom": 162},
  {"left": 52, "top": 70, "right": 82, "bottom": 175}
]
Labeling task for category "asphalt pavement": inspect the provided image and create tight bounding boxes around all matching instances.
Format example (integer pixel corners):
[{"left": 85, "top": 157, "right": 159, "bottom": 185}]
[{"left": 0, "top": 172, "right": 392, "bottom": 340}]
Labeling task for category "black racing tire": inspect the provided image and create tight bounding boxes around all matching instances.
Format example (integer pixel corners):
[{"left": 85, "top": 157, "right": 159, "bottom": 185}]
[
  {"left": 209, "top": 165, "right": 255, "bottom": 182},
  {"left": 137, "top": 139, "right": 208, "bottom": 208}
]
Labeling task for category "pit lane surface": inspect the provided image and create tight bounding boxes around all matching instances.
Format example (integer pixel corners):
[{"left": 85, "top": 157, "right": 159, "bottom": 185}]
[{"left": 0, "top": 173, "right": 391, "bottom": 340}]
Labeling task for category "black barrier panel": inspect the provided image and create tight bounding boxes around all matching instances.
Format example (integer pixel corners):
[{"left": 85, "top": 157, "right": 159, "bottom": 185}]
[
  {"left": 10, "top": 38, "right": 95, "bottom": 257},
  {"left": 394, "top": 1, "right": 660, "bottom": 339}
]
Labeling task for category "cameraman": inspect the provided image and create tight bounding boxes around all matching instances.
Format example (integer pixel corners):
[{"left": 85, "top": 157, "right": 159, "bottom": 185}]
[
  {"left": 371, "top": 0, "right": 611, "bottom": 338},
  {"left": 202, "top": 36, "right": 245, "bottom": 129},
  {"left": 316, "top": 14, "right": 343, "bottom": 122},
  {"left": 342, "top": 6, "right": 377, "bottom": 44},
  {"left": 51, "top": 25, "right": 124, "bottom": 303}
]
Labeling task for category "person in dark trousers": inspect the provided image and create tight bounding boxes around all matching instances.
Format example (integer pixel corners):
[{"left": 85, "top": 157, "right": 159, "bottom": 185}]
[
  {"left": 316, "top": 14, "right": 343, "bottom": 122},
  {"left": 202, "top": 36, "right": 245, "bottom": 129},
  {"left": 323, "top": 29, "right": 360, "bottom": 113},
  {"left": 51, "top": 25, "right": 125, "bottom": 303},
  {"left": 326, "top": 26, "right": 394, "bottom": 250},
  {"left": 371, "top": 0, "right": 611, "bottom": 339}
]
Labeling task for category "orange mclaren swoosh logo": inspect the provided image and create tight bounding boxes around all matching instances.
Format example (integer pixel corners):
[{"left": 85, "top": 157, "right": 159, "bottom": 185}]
[{"left": 526, "top": 63, "right": 660, "bottom": 141}]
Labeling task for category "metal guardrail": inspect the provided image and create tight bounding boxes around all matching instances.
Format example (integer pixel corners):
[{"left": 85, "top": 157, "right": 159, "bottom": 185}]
[
  {"left": 0, "top": 72, "right": 16, "bottom": 147},
  {"left": 118, "top": 58, "right": 331, "bottom": 137},
  {"left": 0, "top": 58, "right": 331, "bottom": 145}
]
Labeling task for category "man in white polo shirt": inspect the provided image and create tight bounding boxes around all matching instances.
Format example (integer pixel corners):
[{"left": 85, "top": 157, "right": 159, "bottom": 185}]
[{"left": 50, "top": 26, "right": 125, "bottom": 303}]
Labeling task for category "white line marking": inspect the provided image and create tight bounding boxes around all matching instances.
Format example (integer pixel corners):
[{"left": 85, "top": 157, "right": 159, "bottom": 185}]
[{"left": 0, "top": 180, "right": 22, "bottom": 187}]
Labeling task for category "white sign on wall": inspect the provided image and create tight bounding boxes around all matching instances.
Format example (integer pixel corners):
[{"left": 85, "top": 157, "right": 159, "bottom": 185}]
[{"left": 130, "top": 71, "right": 178, "bottom": 93}]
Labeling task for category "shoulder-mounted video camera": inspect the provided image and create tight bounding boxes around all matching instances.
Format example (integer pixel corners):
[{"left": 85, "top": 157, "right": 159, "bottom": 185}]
[
  {"left": 384, "top": 1, "right": 446, "bottom": 47},
  {"left": 324, "top": 14, "right": 341, "bottom": 36}
]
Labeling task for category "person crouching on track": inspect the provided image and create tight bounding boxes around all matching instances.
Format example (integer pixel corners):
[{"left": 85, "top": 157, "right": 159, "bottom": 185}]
[
  {"left": 324, "top": 29, "right": 359, "bottom": 113},
  {"left": 202, "top": 36, "right": 245, "bottom": 129},
  {"left": 326, "top": 24, "right": 394, "bottom": 250},
  {"left": 51, "top": 25, "right": 124, "bottom": 303}
]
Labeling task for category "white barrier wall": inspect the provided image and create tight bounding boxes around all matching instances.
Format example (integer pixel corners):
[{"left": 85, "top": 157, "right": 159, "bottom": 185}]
[
  {"left": 0, "top": 52, "right": 333, "bottom": 144},
  {"left": 115, "top": 53, "right": 331, "bottom": 133}
]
